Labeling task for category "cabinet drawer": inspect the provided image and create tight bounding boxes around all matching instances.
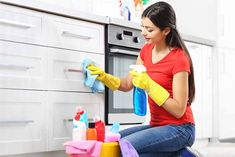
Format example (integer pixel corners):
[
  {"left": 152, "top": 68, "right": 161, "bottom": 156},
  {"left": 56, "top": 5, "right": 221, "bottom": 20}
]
[
  {"left": 0, "top": 4, "right": 43, "bottom": 44},
  {"left": 0, "top": 40, "right": 47, "bottom": 90},
  {"left": 47, "top": 48, "right": 104, "bottom": 92},
  {"left": 44, "top": 15, "right": 104, "bottom": 54},
  {"left": 0, "top": 89, "right": 47, "bottom": 156},
  {"left": 48, "top": 91, "right": 104, "bottom": 150}
]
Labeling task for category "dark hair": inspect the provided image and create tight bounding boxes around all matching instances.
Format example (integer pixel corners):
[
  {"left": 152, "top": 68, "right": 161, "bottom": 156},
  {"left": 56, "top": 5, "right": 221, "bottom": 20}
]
[{"left": 142, "top": 1, "right": 195, "bottom": 104}]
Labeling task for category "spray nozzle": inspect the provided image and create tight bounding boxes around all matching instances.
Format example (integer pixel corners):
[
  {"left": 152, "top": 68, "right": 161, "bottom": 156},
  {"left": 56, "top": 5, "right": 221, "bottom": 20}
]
[
  {"left": 74, "top": 106, "right": 84, "bottom": 121},
  {"left": 129, "top": 65, "right": 146, "bottom": 73},
  {"left": 93, "top": 115, "right": 101, "bottom": 122}
]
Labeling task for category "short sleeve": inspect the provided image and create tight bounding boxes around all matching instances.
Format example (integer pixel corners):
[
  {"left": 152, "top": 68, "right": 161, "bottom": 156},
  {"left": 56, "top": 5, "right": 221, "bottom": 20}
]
[
  {"left": 140, "top": 44, "right": 153, "bottom": 61},
  {"left": 172, "top": 50, "right": 190, "bottom": 75}
]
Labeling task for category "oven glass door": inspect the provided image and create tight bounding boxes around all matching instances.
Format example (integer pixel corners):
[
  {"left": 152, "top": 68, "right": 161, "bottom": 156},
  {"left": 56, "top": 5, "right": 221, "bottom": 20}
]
[{"left": 107, "top": 48, "right": 146, "bottom": 124}]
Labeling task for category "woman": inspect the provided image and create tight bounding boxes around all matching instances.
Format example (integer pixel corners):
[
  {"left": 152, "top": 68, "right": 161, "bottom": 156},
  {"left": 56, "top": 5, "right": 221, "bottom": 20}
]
[{"left": 88, "top": 1, "right": 197, "bottom": 156}]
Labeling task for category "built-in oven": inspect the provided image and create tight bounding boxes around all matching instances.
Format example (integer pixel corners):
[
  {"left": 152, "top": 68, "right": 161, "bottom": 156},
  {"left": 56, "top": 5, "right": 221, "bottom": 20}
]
[{"left": 105, "top": 24, "right": 145, "bottom": 125}]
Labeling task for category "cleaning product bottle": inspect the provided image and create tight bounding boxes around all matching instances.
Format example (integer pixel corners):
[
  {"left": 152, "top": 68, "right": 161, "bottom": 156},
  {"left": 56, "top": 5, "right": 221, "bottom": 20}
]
[
  {"left": 87, "top": 122, "right": 97, "bottom": 140},
  {"left": 72, "top": 106, "right": 86, "bottom": 141},
  {"left": 130, "top": 65, "right": 147, "bottom": 116},
  {"left": 94, "top": 116, "right": 105, "bottom": 142}
]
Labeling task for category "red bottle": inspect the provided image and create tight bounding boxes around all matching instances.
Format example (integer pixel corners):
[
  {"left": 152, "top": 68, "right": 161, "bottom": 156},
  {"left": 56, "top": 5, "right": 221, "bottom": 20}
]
[{"left": 95, "top": 117, "right": 105, "bottom": 142}]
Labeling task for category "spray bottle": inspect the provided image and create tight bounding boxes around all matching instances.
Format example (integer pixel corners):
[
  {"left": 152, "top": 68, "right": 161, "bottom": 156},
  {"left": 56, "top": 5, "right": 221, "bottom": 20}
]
[
  {"left": 72, "top": 106, "right": 86, "bottom": 141},
  {"left": 94, "top": 116, "right": 105, "bottom": 142},
  {"left": 130, "top": 65, "right": 147, "bottom": 116}
]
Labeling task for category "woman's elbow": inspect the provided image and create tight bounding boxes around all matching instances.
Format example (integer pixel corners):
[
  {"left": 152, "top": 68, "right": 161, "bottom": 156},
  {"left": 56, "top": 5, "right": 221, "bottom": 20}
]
[{"left": 174, "top": 106, "right": 186, "bottom": 119}]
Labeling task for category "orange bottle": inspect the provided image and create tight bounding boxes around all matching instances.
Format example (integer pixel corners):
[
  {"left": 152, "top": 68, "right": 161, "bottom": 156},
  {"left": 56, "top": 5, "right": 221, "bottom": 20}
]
[{"left": 86, "top": 122, "right": 97, "bottom": 140}]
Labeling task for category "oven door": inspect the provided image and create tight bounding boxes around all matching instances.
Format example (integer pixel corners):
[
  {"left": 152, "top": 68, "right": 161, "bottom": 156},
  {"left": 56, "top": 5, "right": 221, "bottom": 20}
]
[{"left": 106, "top": 47, "right": 146, "bottom": 124}]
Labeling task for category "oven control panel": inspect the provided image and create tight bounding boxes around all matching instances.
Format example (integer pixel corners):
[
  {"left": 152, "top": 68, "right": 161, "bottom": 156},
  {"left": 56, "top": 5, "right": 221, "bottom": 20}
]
[{"left": 107, "top": 24, "right": 145, "bottom": 49}]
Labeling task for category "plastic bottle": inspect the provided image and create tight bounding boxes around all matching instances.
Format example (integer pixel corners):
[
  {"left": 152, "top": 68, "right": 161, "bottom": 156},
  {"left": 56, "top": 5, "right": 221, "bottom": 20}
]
[
  {"left": 130, "top": 65, "right": 147, "bottom": 116},
  {"left": 87, "top": 122, "right": 97, "bottom": 140},
  {"left": 94, "top": 116, "right": 105, "bottom": 142},
  {"left": 72, "top": 106, "right": 86, "bottom": 141}
]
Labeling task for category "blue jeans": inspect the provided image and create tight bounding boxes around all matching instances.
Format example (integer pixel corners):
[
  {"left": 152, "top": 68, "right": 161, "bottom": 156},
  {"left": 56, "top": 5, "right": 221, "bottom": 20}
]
[{"left": 119, "top": 123, "right": 195, "bottom": 157}]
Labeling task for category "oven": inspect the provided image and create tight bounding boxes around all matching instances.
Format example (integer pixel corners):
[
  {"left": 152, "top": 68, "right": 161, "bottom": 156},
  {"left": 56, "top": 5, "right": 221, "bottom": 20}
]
[{"left": 105, "top": 24, "right": 145, "bottom": 125}]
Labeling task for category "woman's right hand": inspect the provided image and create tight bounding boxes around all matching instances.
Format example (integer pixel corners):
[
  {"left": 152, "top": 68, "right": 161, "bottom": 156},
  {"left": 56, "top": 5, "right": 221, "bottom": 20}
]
[
  {"left": 87, "top": 64, "right": 106, "bottom": 81},
  {"left": 87, "top": 64, "right": 121, "bottom": 91}
]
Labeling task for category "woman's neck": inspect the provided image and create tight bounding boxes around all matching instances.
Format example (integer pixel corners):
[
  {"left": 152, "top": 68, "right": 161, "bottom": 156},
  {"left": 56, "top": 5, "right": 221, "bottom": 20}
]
[{"left": 153, "top": 43, "right": 171, "bottom": 54}]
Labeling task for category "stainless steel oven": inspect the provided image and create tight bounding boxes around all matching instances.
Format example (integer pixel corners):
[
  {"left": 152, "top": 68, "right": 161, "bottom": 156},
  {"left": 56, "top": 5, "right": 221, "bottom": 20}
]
[{"left": 105, "top": 24, "right": 145, "bottom": 125}]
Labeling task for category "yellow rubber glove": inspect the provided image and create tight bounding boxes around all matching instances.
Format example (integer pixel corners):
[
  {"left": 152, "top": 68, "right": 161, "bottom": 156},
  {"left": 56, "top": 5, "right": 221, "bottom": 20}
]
[
  {"left": 130, "top": 70, "right": 170, "bottom": 106},
  {"left": 87, "top": 64, "right": 120, "bottom": 91}
]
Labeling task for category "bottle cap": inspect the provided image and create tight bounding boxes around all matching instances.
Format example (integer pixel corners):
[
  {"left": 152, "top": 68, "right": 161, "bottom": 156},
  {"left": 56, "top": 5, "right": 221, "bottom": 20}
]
[
  {"left": 110, "top": 122, "right": 120, "bottom": 133},
  {"left": 76, "top": 106, "right": 84, "bottom": 115},
  {"left": 93, "top": 115, "right": 101, "bottom": 122},
  {"left": 88, "top": 122, "right": 96, "bottom": 128}
]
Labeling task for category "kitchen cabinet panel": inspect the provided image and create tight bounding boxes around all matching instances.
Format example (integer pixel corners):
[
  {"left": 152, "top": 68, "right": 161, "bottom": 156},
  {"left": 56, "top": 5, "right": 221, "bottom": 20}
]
[
  {"left": 0, "top": 2, "right": 105, "bottom": 156},
  {"left": 0, "top": 40, "right": 47, "bottom": 90},
  {"left": 0, "top": 89, "right": 47, "bottom": 156},
  {"left": 185, "top": 41, "right": 213, "bottom": 139},
  {"left": 217, "top": 47, "right": 235, "bottom": 139},
  {"left": 44, "top": 15, "right": 104, "bottom": 54},
  {"left": 47, "top": 91, "right": 104, "bottom": 150},
  {"left": 0, "top": 4, "right": 43, "bottom": 45},
  {"left": 148, "top": 0, "right": 217, "bottom": 41},
  {"left": 47, "top": 48, "right": 104, "bottom": 92},
  {"left": 217, "top": 0, "right": 235, "bottom": 49}
]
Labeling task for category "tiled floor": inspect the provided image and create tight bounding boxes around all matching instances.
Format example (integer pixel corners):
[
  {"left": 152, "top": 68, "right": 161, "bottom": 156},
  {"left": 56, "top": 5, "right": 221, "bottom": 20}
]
[{"left": 194, "top": 142, "right": 235, "bottom": 157}]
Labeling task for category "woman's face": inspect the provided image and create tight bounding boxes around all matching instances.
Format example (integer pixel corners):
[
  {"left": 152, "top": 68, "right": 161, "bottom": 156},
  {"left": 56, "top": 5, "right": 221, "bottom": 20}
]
[{"left": 141, "top": 17, "right": 167, "bottom": 45}]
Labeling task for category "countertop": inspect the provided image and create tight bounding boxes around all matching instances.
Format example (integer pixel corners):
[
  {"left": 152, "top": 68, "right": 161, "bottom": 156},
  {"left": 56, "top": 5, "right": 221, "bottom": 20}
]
[{"left": 0, "top": 0, "right": 216, "bottom": 46}]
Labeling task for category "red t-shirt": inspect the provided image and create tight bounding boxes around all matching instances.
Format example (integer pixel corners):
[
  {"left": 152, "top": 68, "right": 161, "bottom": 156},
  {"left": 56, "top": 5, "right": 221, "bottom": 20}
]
[{"left": 140, "top": 44, "right": 195, "bottom": 126}]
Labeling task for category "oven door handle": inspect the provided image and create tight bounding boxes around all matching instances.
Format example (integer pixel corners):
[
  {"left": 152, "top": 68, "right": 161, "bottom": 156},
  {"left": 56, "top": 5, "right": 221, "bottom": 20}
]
[{"left": 110, "top": 48, "right": 139, "bottom": 56}]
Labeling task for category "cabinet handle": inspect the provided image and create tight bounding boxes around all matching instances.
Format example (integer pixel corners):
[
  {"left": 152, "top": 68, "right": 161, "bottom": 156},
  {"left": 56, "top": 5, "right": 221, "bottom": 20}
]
[
  {"left": 0, "top": 63, "right": 33, "bottom": 71},
  {"left": 0, "top": 19, "right": 35, "bottom": 28},
  {"left": 207, "top": 57, "right": 212, "bottom": 80},
  {"left": 0, "top": 120, "right": 34, "bottom": 124},
  {"left": 65, "top": 68, "right": 83, "bottom": 73},
  {"left": 110, "top": 48, "right": 139, "bottom": 56},
  {"left": 62, "top": 31, "right": 92, "bottom": 40},
  {"left": 63, "top": 118, "right": 73, "bottom": 122},
  {"left": 219, "top": 51, "right": 225, "bottom": 74}
]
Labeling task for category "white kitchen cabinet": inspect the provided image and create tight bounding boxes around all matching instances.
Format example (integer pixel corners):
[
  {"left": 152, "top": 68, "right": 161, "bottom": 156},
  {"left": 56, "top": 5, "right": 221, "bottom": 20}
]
[
  {"left": 0, "top": 4, "right": 43, "bottom": 45},
  {"left": 217, "top": 47, "right": 235, "bottom": 139},
  {"left": 147, "top": 0, "right": 217, "bottom": 41},
  {"left": 0, "top": 40, "right": 47, "bottom": 90},
  {"left": 44, "top": 15, "right": 104, "bottom": 54},
  {"left": 217, "top": 0, "right": 235, "bottom": 49},
  {"left": 0, "top": 2, "right": 105, "bottom": 156},
  {"left": 185, "top": 41, "right": 213, "bottom": 139},
  {"left": 0, "top": 89, "right": 47, "bottom": 156},
  {"left": 47, "top": 92, "right": 104, "bottom": 150},
  {"left": 47, "top": 47, "right": 104, "bottom": 92}
]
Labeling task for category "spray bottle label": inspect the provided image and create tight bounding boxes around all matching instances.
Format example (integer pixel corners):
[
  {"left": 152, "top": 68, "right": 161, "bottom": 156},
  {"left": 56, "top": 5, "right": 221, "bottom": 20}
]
[{"left": 130, "top": 65, "right": 147, "bottom": 116}]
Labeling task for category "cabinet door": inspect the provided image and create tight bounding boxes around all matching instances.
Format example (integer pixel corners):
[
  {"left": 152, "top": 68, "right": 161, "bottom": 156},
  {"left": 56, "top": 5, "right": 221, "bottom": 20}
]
[
  {"left": 186, "top": 42, "right": 203, "bottom": 139},
  {"left": 165, "top": 0, "right": 216, "bottom": 41},
  {"left": 185, "top": 41, "right": 213, "bottom": 139},
  {"left": 217, "top": 0, "right": 235, "bottom": 49},
  {"left": 201, "top": 45, "right": 213, "bottom": 138},
  {"left": 0, "top": 40, "right": 47, "bottom": 90},
  {"left": 0, "top": 4, "right": 43, "bottom": 45},
  {"left": 47, "top": 91, "right": 104, "bottom": 151},
  {"left": 0, "top": 89, "right": 47, "bottom": 156},
  {"left": 47, "top": 47, "right": 104, "bottom": 92},
  {"left": 44, "top": 14, "right": 104, "bottom": 54},
  {"left": 218, "top": 48, "right": 235, "bottom": 139}
]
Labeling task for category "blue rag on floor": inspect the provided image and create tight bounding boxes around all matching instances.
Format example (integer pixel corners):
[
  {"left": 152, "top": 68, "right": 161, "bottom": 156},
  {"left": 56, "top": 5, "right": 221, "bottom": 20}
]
[{"left": 82, "top": 58, "right": 104, "bottom": 93}]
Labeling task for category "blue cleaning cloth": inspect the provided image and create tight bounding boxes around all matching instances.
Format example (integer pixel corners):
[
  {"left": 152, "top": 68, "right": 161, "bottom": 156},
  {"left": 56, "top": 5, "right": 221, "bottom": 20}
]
[{"left": 82, "top": 58, "right": 104, "bottom": 93}]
